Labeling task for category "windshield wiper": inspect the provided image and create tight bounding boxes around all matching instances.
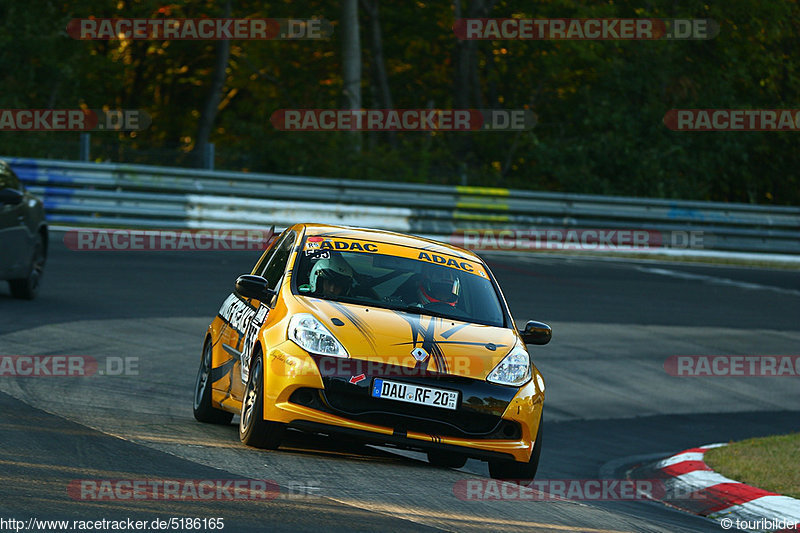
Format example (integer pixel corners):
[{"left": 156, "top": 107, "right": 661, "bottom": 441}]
[
  {"left": 307, "top": 296, "right": 465, "bottom": 322},
  {"left": 390, "top": 304, "right": 457, "bottom": 321}
]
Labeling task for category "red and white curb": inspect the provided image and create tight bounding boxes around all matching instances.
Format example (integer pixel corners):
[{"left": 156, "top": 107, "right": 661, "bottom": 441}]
[{"left": 629, "top": 443, "right": 800, "bottom": 532}]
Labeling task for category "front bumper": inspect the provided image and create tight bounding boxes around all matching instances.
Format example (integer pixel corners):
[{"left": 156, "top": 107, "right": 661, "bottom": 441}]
[
  {"left": 288, "top": 420, "right": 518, "bottom": 462},
  {"left": 262, "top": 344, "right": 544, "bottom": 463}
]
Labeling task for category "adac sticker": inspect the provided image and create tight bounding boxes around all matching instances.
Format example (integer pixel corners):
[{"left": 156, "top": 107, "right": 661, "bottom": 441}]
[
  {"left": 319, "top": 240, "right": 379, "bottom": 253},
  {"left": 417, "top": 251, "right": 484, "bottom": 276}
]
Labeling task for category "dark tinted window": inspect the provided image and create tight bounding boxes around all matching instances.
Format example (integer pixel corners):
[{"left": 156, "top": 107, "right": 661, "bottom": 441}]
[
  {"left": 293, "top": 241, "right": 505, "bottom": 327},
  {"left": 259, "top": 231, "right": 296, "bottom": 290},
  {"left": 252, "top": 230, "right": 284, "bottom": 275},
  {"left": 0, "top": 165, "right": 21, "bottom": 190}
]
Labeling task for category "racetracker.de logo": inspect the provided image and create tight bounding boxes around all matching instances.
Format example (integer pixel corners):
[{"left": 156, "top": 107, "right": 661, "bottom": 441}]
[
  {"left": 68, "top": 479, "right": 280, "bottom": 501},
  {"left": 453, "top": 479, "right": 707, "bottom": 501},
  {"left": 269, "top": 109, "right": 536, "bottom": 131},
  {"left": 664, "top": 355, "right": 800, "bottom": 377},
  {"left": 453, "top": 18, "right": 719, "bottom": 40},
  {"left": 0, "top": 109, "right": 150, "bottom": 132},
  {"left": 0, "top": 356, "right": 138, "bottom": 377},
  {"left": 663, "top": 109, "right": 800, "bottom": 131},
  {"left": 268, "top": 353, "right": 504, "bottom": 380},
  {"left": 64, "top": 228, "right": 275, "bottom": 251},
  {"left": 67, "top": 18, "right": 332, "bottom": 40},
  {"left": 450, "top": 229, "right": 706, "bottom": 251}
]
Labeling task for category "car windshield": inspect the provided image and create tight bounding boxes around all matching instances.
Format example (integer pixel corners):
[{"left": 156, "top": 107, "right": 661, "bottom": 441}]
[{"left": 293, "top": 237, "right": 506, "bottom": 327}]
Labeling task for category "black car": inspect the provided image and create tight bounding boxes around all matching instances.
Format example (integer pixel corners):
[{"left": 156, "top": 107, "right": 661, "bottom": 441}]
[{"left": 0, "top": 160, "right": 47, "bottom": 299}]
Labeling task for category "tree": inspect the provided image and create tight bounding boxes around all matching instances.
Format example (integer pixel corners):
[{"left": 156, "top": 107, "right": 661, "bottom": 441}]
[
  {"left": 191, "top": 0, "right": 232, "bottom": 168},
  {"left": 341, "top": 0, "right": 362, "bottom": 152}
]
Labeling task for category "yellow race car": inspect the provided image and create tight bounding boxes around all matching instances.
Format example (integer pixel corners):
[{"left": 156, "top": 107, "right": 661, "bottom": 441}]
[{"left": 193, "top": 224, "right": 551, "bottom": 480}]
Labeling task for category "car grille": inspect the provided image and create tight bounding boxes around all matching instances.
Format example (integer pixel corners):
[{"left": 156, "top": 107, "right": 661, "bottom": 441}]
[
  {"left": 287, "top": 355, "right": 523, "bottom": 440},
  {"left": 290, "top": 386, "right": 521, "bottom": 440}
]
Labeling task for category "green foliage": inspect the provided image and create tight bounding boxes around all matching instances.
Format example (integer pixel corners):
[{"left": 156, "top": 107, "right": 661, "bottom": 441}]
[{"left": 0, "top": 0, "right": 797, "bottom": 204}]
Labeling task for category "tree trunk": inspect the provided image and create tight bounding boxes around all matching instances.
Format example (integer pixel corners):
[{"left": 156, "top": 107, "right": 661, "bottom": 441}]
[
  {"left": 453, "top": 0, "right": 496, "bottom": 107},
  {"left": 191, "top": 0, "right": 232, "bottom": 168},
  {"left": 342, "top": 0, "right": 362, "bottom": 152},
  {"left": 362, "top": 0, "right": 396, "bottom": 148},
  {"left": 452, "top": 0, "right": 496, "bottom": 182},
  {"left": 453, "top": 0, "right": 469, "bottom": 108}
]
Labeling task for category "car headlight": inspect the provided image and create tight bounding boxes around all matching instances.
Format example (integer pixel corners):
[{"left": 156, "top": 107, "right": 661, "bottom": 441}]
[
  {"left": 288, "top": 314, "right": 349, "bottom": 358},
  {"left": 487, "top": 344, "right": 531, "bottom": 386}
]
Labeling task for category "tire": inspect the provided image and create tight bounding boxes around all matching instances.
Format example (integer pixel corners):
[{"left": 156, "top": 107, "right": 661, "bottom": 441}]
[
  {"left": 193, "top": 340, "right": 233, "bottom": 424},
  {"left": 488, "top": 414, "right": 543, "bottom": 483},
  {"left": 9, "top": 232, "right": 46, "bottom": 300},
  {"left": 239, "top": 351, "right": 284, "bottom": 449},
  {"left": 427, "top": 450, "right": 467, "bottom": 469}
]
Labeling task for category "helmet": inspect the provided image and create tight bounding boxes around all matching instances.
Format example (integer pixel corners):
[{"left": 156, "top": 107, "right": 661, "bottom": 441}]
[
  {"left": 419, "top": 268, "right": 460, "bottom": 306},
  {"left": 309, "top": 255, "right": 354, "bottom": 296}
]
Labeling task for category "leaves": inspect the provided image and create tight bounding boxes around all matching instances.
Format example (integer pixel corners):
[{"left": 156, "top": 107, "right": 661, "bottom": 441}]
[{"left": 0, "top": 0, "right": 797, "bottom": 204}]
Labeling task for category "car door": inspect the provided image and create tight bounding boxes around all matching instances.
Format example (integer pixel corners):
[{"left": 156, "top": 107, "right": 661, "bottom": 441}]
[
  {"left": 227, "top": 230, "right": 297, "bottom": 402},
  {"left": 0, "top": 164, "right": 28, "bottom": 277}
]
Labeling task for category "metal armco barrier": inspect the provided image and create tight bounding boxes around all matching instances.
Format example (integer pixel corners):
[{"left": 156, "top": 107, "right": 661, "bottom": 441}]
[{"left": 6, "top": 157, "right": 800, "bottom": 255}]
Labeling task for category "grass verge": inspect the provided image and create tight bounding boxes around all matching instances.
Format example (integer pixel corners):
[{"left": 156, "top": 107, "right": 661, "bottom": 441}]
[{"left": 704, "top": 432, "right": 800, "bottom": 499}]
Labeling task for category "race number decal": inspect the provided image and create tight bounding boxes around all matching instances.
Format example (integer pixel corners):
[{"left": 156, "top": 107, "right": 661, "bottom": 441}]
[
  {"left": 218, "top": 293, "right": 257, "bottom": 335},
  {"left": 218, "top": 294, "right": 270, "bottom": 383},
  {"left": 240, "top": 304, "right": 269, "bottom": 383},
  {"left": 304, "top": 249, "right": 330, "bottom": 259}
]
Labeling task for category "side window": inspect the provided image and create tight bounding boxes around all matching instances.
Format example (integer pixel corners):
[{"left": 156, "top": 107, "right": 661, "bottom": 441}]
[
  {"left": 0, "top": 165, "right": 21, "bottom": 190},
  {"left": 0, "top": 167, "right": 10, "bottom": 190},
  {"left": 7, "top": 169, "right": 21, "bottom": 190},
  {"left": 259, "top": 231, "right": 296, "bottom": 291},
  {"left": 252, "top": 229, "right": 289, "bottom": 275}
]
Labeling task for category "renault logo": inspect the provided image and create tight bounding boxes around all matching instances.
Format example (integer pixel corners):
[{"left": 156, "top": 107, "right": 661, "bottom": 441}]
[{"left": 411, "top": 347, "right": 429, "bottom": 362}]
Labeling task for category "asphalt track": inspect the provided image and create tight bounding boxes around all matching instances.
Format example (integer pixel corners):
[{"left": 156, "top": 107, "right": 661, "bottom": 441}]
[{"left": 1, "top": 235, "right": 798, "bottom": 532}]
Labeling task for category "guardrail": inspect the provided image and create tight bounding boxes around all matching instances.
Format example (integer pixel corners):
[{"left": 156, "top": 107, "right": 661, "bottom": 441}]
[{"left": 6, "top": 157, "right": 800, "bottom": 255}]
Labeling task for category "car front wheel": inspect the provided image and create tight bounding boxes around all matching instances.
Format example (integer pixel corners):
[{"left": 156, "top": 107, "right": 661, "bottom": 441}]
[
  {"left": 239, "top": 351, "right": 285, "bottom": 449},
  {"left": 9, "top": 232, "right": 45, "bottom": 300},
  {"left": 488, "top": 414, "right": 542, "bottom": 483},
  {"left": 193, "top": 340, "right": 233, "bottom": 424}
]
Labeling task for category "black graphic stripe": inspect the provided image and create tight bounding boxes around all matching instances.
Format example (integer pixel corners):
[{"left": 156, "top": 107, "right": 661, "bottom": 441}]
[
  {"left": 210, "top": 358, "right": 236, "bottom": 385},
  {"left": 326, "top": 301, "right": 377, "bottom": 353},
  {"left": 395, "top": 311, "right": 425, "bottom": 370},
  {"left": 422, "top": 317, "right": 448, "bottom": 374},
  {"left": 394, "top": 312, "right": 448, "bottom": 374},
  {"left": 441, "top": 323, "right": 468, "bottom": 339},
  {"left": 392, "top": 340, "right": 508, "bottom": 349}
]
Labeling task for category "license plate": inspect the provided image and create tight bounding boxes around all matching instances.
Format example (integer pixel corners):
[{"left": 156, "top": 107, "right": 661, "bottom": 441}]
[{"left": 371, "top": 378, "right": 459, "bottom": 410}]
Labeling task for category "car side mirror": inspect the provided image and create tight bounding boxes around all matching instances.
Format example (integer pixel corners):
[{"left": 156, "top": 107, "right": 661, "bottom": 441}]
[
  {"left": 234, "top": 275, "right": 277, "bottom": 302},
  {"left": 0, "top": 188, "right": 23, "bottom": 205},
  {"left": 521, "top": 320, "right": 552, "bottom": 345}
]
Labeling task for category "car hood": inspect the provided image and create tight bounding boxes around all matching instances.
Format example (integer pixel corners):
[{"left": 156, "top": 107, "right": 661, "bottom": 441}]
[{"left": 299, "top": 297, "right": 518, "bottom": 379}]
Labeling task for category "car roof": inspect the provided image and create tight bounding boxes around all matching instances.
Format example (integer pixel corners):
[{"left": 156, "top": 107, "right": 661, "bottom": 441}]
[{"left": 298, "top": 223, "right": 483, "bottom": 262}]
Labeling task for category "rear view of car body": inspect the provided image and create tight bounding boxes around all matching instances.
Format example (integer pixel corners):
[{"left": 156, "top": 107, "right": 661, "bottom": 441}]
[{"left": 0, "top": 160, "right": 47, "bottom": 299}]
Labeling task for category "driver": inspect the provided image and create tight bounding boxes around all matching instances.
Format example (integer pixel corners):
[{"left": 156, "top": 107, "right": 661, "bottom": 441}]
[
  {"left": 418, "top": 267, "right": 461, "bottom": 307},
  {"left": 309, "top": 255, "right": 355, "bottom": 297}
]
